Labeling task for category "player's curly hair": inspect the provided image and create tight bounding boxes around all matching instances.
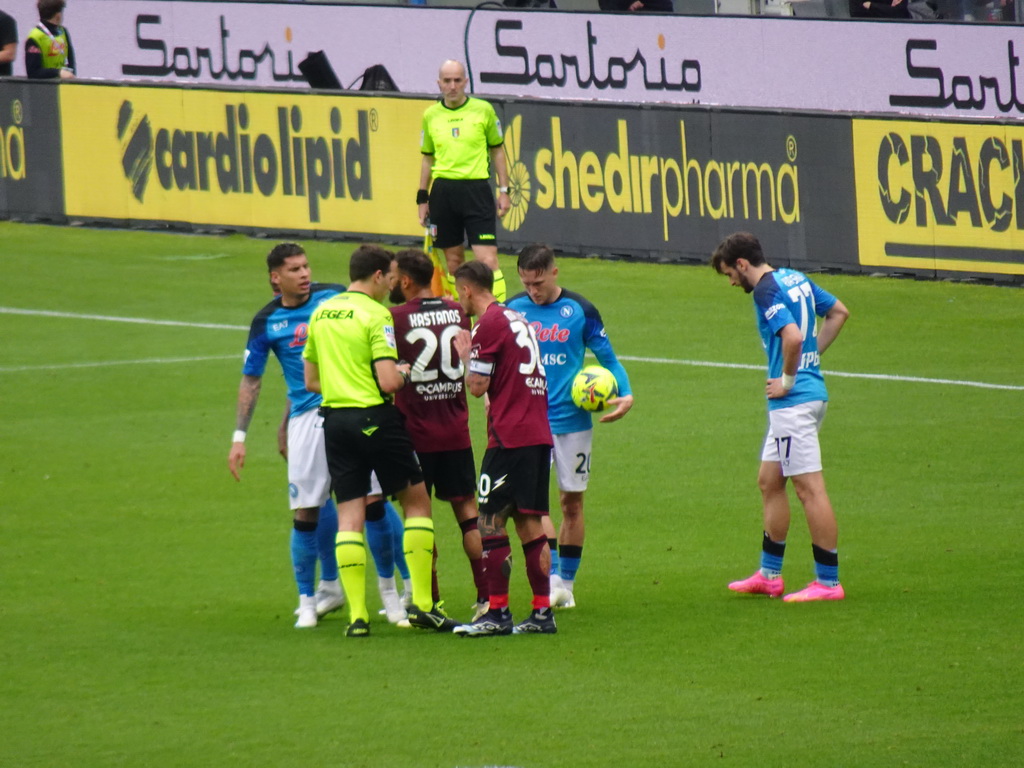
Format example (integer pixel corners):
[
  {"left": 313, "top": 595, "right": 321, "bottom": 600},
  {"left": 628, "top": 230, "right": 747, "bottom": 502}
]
[
  {"left": 395, "top": 249, "right": 435, "bottom": 289},
  {"left": 711, "top": 232, "right": 766, "bottom": 273}
]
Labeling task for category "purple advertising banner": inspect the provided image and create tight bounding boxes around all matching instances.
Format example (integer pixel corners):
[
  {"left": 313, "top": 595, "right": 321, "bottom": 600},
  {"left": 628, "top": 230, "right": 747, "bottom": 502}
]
[
  {"left": 465, "top": 11, "right": 1024, "bottom": 120},
  {"left": 8, "top": 2, "right": 1024, "bottom": 120},
  {"left": 8, "top": 2, "right": 469, "bottom": 93}
]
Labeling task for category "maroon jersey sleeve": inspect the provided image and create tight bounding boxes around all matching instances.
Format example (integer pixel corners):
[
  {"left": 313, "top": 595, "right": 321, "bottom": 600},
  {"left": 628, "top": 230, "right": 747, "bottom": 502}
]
[
  {"left": 392, "top": 297, "right": 472, "bottom": 453},
  {"left": 470, "top": 303, "right": 552, "bottom": 450}
]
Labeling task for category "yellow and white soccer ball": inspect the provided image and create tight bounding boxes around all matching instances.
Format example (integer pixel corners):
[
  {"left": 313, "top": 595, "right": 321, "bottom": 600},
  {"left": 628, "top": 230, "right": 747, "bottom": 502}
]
[{"left": 570, "top": 366, "right": 619, "bottom": 412}]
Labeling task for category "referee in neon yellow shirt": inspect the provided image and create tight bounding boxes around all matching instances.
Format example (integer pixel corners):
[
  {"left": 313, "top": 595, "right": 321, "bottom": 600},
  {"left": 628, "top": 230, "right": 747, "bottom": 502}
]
[
  {"left": 418, "top": 59, "right": 510, "bottom": 301},
  {"left": 303, "top": 244, "right": 456, "bottom": 637}
]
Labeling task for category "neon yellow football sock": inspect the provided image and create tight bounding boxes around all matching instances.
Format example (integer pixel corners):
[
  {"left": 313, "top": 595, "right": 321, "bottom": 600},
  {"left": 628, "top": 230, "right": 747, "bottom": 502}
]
[
  {"left": 492, "top": 268, "right": 507, "bottom": 303},
  {"left": 403, "top": 517, "right": 435, "bottom": 611},
  {"left": 442, "top": 268, "right": 457, "bottom": 301},
  {"left": 335, "top": 531, "right": 368, "bottom": 623}
]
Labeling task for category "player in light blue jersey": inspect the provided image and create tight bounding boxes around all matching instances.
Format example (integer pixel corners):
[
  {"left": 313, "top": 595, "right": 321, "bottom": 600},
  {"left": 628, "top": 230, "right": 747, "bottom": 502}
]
[
  {"left": 712, "top": 232, "right": 850, "bottom": 603},
  {"left": 227, "top": 244, "right": 409, "bottom": 628},
  {"left": 508, "top": 244, "right": 634, "bottom": 608}
]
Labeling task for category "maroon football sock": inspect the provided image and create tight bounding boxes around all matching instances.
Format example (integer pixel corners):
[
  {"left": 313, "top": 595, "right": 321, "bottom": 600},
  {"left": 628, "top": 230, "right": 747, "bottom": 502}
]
[
  {"left": 482, "top": 534, "right": 511, "bottom": 610},
  {"left": 523, "top": 535, "right": 551, "bottom": 609}
]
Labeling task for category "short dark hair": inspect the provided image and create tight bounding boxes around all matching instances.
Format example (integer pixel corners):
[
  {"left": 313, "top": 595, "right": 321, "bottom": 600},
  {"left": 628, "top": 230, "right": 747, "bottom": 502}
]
[
  {"left": 266, "top": 242, "right": 305, "bottom": 273},
  {"left": 517, "top": 243, "right": 555, "bottom": 273},
  {"left": 711, "top": 232, "right": 766, "bottom": 273},
  {"left": 395, "top": 249, "right": 435, "bottom": 289},
  {"left": 38, "top": 0, "right": 65, "bottom": 21},
  {"left": 454, "top": 260, "right": 493, "bottom": 292},
  {"left": 349, "top": 244, "right": 394, "bottom": 282}
]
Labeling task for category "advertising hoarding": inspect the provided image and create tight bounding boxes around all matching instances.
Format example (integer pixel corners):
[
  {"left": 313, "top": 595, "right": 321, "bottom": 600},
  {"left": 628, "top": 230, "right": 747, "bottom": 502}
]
[
  {"left": 60, "top": 83, "right": 432, "bottom": 236},
  {"left": 854, "top": 118, "right": 1024, "bottom": 279},
  {"left": 0, "top": 81, "right": 64, "bottom": 221}
]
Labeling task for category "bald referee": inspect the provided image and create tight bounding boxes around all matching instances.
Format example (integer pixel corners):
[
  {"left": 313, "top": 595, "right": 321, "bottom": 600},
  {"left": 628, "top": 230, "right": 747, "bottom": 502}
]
[
  {"left": 303, "top": 245, "right": 455, "bottom": 637},
  {"left": 417, "top": 59, "right": 510, "bottom": 302}
]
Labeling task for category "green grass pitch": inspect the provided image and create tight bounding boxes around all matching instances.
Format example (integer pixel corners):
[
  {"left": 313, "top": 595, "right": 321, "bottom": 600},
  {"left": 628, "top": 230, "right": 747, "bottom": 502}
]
[{"left": 1, "top": 221, "right": 1022, "bottom": 767}]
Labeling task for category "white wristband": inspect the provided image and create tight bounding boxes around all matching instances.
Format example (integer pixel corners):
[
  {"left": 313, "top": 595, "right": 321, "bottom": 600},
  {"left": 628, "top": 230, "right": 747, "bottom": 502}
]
[
  {"left": 781, "top": 373, "right": 796, "bottom": 390},
  {"left": 497, "top": 186, "right": 509, "bottom": 193},
  {"left": 232, "top": 430, "right": 247, "bottom": 444}
]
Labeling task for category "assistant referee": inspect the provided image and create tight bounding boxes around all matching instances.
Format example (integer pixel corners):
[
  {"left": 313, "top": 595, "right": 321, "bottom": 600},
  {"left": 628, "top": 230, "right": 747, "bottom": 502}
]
[
  {"left": 418, "top": 59, "right": 510, "bottom": 301},
  {"left": 303, "top": 244, "right": 455, "bottom": 637}
]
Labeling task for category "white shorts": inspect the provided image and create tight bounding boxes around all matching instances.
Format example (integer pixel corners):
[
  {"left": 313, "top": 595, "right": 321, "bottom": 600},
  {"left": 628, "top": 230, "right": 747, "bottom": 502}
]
[
  {"left": 287, "top": 408, "right": 332, "bottom": 510},
  {"left": 287, "top": 409, "right": 382, "bottom": 509},
  {"left": 552, "top": 430, "right": 593, "bottom": 493},
  {"left": 760, "top": 400, "right": 827, "bottom": 477}
]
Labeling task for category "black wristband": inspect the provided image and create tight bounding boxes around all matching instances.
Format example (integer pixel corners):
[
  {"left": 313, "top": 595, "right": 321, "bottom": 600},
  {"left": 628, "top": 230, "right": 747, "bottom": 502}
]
[{"left": 416, "top": 189, "right": 429, "bottom": 205}]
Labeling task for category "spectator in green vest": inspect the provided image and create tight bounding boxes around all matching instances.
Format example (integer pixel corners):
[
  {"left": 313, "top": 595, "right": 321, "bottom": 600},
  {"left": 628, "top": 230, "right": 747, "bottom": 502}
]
[{"left": 25, "top": 0, "right": 75, "bottom": 79}]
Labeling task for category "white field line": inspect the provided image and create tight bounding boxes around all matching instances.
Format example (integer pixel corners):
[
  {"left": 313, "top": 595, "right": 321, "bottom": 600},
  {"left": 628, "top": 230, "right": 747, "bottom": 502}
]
[
  {"left": 607, "top": 357, "right": 1024, "bottom": 393},
  {"left": 2, "top": 307, "right": 1021, "bottom": 391},
  {"left": 0, "top": 306, "right": 247, "bottom": 331},
  {"left": 0, "top": 355, "right": 238, "bottom": 373}
]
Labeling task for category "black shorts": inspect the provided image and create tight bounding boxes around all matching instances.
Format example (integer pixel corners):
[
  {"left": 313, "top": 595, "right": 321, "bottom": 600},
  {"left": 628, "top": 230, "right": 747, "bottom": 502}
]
[
  {"left": 418, "top": 447, "right": 477, "bottom": 502},
  {"left": 478, "top": 444, "right": 551, "bottom": 517},
  {"left": 321, "top": 404, "right": 424, "bottom": 502},
  {"left": 429, "top": 178, "right": 497, "bottom": 250}
]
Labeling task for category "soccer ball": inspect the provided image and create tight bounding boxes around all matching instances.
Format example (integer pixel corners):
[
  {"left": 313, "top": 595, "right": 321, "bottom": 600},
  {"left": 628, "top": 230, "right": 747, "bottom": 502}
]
[{"left": 571, "top": 366, "right": 619, "bottom": 412}]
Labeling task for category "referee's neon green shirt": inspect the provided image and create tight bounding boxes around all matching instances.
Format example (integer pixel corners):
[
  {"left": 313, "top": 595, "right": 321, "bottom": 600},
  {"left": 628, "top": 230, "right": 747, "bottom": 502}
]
[
  {"left": 420, "top": 97, "right": 503, "bottom": 180},
  {"left": 304, "top": 291, "right": 398, "bottom": 408}
]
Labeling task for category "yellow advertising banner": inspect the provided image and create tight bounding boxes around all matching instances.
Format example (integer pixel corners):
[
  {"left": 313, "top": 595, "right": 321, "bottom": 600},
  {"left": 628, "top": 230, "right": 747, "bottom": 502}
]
[
  {"left": 854, "top": 119, "right": 1024, "bottom": 276},
  {"left": 60, "top": 84, "right": 431, "bottom": 235}
]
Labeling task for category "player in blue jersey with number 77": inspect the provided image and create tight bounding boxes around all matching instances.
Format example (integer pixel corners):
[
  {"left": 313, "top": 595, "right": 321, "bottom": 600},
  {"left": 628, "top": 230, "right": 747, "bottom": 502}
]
[
  {"left": 712, "top": 232, "right": 850, "bottom": 602},
  {"left": 507, "top": 243, "right": 634, "bottom": 610}
]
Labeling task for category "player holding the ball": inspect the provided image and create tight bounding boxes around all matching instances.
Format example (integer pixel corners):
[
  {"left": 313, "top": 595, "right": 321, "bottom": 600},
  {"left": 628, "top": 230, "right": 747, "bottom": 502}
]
[
  {"left": 712, "top": 232, "right": 850, "bottom": 602},
  {"left": 507, "top": 243, "right": 634, "bottom": 609}
]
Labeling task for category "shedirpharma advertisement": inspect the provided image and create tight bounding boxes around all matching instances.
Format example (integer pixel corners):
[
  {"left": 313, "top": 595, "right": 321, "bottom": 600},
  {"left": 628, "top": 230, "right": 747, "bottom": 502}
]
[
  {"left": 493, "top": 102, "right": 858, "bottom": 269},
  {"left": 854, "top": 119, "right": 1024, "bottom": 277},
  {"left": 60, "top": 84, "right": 431, "bottom": 235}
]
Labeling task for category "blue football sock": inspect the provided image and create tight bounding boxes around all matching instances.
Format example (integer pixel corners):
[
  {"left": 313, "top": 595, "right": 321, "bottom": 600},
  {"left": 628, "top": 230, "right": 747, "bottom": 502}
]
[
  {"left": 548, "top": 538, "right": 560, "bottom": 579},
  {"left": 559, "top": 545, "right": 582, "bottom": 584},
  {"left": 316, "top": 498, "right": 339, "bottom": 582},
  {"left": 812, "top": 544, "right": 840, "bottom": 587},
  {"left": 760, "top": 532, "right": 786, "bottom": 579},
  {"left": 365, "top": 500, "right": 395, "bottom": 578},
  {"left": 291, "top": 520, "right": 318, "bottom": 596},
  {"left": 386, "top": 501, "right": 411, "bottom": 580}
]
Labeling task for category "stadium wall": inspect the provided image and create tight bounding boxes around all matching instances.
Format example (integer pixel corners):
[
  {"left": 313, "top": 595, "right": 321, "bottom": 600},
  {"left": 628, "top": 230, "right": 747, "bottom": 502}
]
[
  {"left": 2, "top": 81, "right": 1023, "bottom": 283},
  {"left": 6, "top": 1, "right": 1024, "bottom": 121}
]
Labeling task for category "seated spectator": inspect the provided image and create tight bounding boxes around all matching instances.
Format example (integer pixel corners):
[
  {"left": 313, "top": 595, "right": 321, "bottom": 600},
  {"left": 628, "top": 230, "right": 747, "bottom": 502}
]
[
  {"left": 849, "top": 0, "right": 912, "bottom": 16},
  {"left": 25, "top": 0, "right": 75, "bottom": 79},
  {"left": 600, "top": 0, "right": 675, "bottom": 10},
  {"left": 0, "top": 8, "right": 16, "bottom": 77}
]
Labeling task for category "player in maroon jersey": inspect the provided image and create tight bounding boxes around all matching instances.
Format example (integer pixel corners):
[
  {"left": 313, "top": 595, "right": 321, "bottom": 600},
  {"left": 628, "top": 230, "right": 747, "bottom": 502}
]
[
  {"left": 451, "top": 260, "right": 556, "bottom": 636},
  {"left": 389, "top": 249, "right": 488, "bottom": 617}
]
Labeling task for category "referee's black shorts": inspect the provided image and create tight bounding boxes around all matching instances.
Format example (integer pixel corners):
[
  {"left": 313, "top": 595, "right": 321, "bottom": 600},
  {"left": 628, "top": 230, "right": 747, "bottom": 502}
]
[
  {"left": 429, "top": 178, "right": 496, "bottom": 249},
  {"left": 321, "top": 404, "right": 424, "bottom": 502}
]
